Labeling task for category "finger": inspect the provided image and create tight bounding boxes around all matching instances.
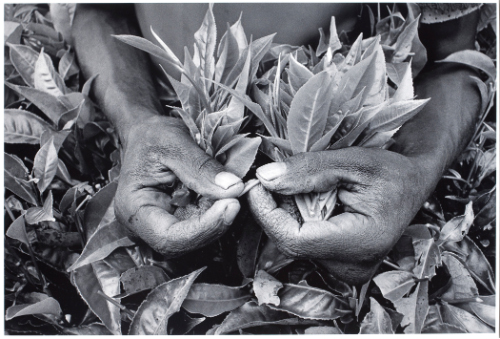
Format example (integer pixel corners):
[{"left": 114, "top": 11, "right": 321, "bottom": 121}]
[
  {"left": 161, "top": 130, "right": 244, "bottom": 199},
  {"left": 256, "top": 147, "right": 384, "bottom": 195},
  {"left": 126, "top": 197, "right": 240, "bottom": 257}
]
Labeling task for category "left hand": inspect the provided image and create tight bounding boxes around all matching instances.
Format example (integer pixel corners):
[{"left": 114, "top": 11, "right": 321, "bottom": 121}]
[{"left": 247, "top": 147, "right": 431, "bottom": 284}]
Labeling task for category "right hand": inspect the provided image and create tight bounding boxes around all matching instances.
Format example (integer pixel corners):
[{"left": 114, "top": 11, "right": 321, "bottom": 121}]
[{"left": 114, "top": 115, "right": 244, "bottom": 257}]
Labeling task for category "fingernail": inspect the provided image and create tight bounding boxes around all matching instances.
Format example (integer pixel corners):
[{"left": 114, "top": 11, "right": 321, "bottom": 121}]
[
  {"left": 257, "top": 162, "right": 287, "bottom": 181},
  {"left": 215, "top": 172, "right": 241, "bottom": 190},
  {"left": 223, "top": 201, "right": 240, "bottom": 224}
]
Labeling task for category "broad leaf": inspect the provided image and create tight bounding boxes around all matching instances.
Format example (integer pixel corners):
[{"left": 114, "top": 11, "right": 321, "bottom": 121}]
[
  {"left": 392, "top": 16, "right": 419, "bottom": 63},
  {"left": 391, "top": 61, "right": 413, "bottom": 101},
  {"left": 438, "top": 202, "right": 474, "bottom": 244},
  {"left": 386, "top": 62, "right": 409, "bottom": 87},
  {"left": 33, "top": 137, "right": 58, "bottom": 193},
  {"left": 118, "top": 265, "right": 169, "bottom": 298},
  {"left": 441, "top": 303, "right": 494, "bottom": 333},
  {"left": 269, "top": 282, "right": 349, "bottom": 320},
  {"left": 7, "top": 43, "right": 39, "bottom": 87},
  {"left": 25, "top": 191, "right": 55, "bottom": 224},
  {"left": 437, "top": 50, "right": 496, "bottom": 81},
  {"left": 288, "top": 71, "right": 333, "bottom": 154},
  {"left": 4, "top": 170, "right": 38, "bottom": 205},
  {"left": 83, "top": 181, "right": 118, "bottom": 239},
  {"left": 4, "top": 109, "right": 52, "bottom": 144},
  {"left": 287, "top": 54, "right": 313, "bottom": 92},
  {"left": 193, "top": 4, "right": 216, "bottom": 86},
  {"left": 4, "top": 21, "right": 23, "bottom": 44},
  {"left": 129, "top": 267, "right": 205, "bottom": 335},
  {"left": 359, "top": 297, "right": 394, "bottom": 334},
  {"left": 5, "top": 82, "right": 72, "bottom": 123},
  {"left": 393, "top": 281, "right": 429, "bottom": 334},
  {"left": 223, "top": 137, "right": 261, "bottom": 178},
  {"left": 68, "top": 220, "right": 135, "bottom": 271},
  {"left": 215, "top": 301, "right": 321, "bottom": 334},
  {"left": 412, "top": 238, "right": 441, "bottom": 280},
  {"left": 182, "top": 283, "right": 251, "bottom": 317},
  {"left": 373, "top": 270, "right": 416, "bottom": 302},
  {"left": 6, "top": 295, "right": 62, "bottom": 320},
  {"left": 441, "top": 254, "right": 478, "bottom": 301},
  {"left": 6, "top": 214, "right": 30, "bottom": 245},
  {"left": 34, "top": 50, "right": 67, "bottom": 96},
  {"left": 113, "top": 34, "right": 183, "bottom": 72},
  {"left": 253, "top": 270, "right": 283, "bottom": 306},
  {"left": 5, "top": 153, "right": 29, "bottom": 179}
]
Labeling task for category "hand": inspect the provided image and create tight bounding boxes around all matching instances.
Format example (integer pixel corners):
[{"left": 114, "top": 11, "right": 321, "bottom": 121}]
[
  {"left": 247, "top": 147, "right": 430, "bottom": 284},
  {"left": 114, "top": 115, "right": 244, "bottom": 257}
]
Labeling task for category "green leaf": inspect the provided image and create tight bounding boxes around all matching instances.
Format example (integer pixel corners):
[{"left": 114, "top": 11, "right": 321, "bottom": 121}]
[
  {"left": 194, "top": 4, "right": 216, "bottom": 86},
  {"left": 25, "top": 191, "right": 55, "bottom": 224},
  {"left": 443, "top": 236, "right": 495, "bottom": 293},
  {"left": 40, "top": 129, "right": 71, "bottom": 153},
  {"left": 34, "top": 50, "right": 67, "bottom": 96},
  {"left": 441, "top": 253, "right": 478, "bottom": 301},
  {"left": 63, "top": 324, "right": 112, "bottom": 335},
  {"left": 253, "top": 270, "right": 283, "bottom": 306},
  {"left": 5, "top": 153, "right": 29, "bottom": 179},
  {"left": 113, "top": 34, "right": 183, "bottom": 72},
  {"left": 437, "top": 50, "right": 496, "bottom": 81},
  {"left": 393, "top": 281, "right": 429, "bottom": 334},
  {"left": 386, "top": 62, "right": 410, "bottom": 87},
  {"left": 4, "top": 171, "right": 38, "bottom": 205},
  {"left": 4, "top": 21, "right": 23, "bottom": 44},
  {"left": 7, "top": 43, "right": 39, "bottom": 87},
  {"left": 83, "top": 181, "right": 118, "bottom": 239},
  {"left": 261, "top": 136, "right": 293, "bottom": 156},
  {"left": 118, "top": 265, "right": 169, "bottom": 298},
  {"left": 287, "top": 54, "right": 313, "bottom": 92},
  {"left": 216, "top": 25, "right": 241, "bottom": 84},
  {"left": 441, "top": 303, "right": 494, "bottom": 333},
  {"left": 5, "top": 83, "right": 72, "bottom": 124},
  {"left": 373, "top": 271, "right": 416, "bottom": 303},
  {"left": 6, "top": 214, "right": 30, "bottom": 245},
  {"left": 438, "top": 202, "right": 474, "bottom": 244},
  {"left": 215, "top": 301, "right": 321, "bottom": 334},
  {"left": 149, "top": 27, "right": 183, "bottom": 71},
  {"left": 6, "top": 295, "right": 62, "bottom": 320},
  {"left": 412, "top": 238, "right": 441, "bottom": 280},
  {"left": 392, "top": 17, "right": 419, "bottom": 63},
  {"left": 58, "top": 48, "right": 79, "bottom": 80},
  {"left": 33, "top": 137, "right": 58, "bottom": 193},
  {"left": 129, "top": 267, "right": 205, "bottom": 335},
  {"left": 360, "top": 297, "right": 394, "bottom": 334},
  {"left": 4, "top": 109, "right": 53, "bottom": 144},
  {"left": 288, "top": 71, "right": 334, "bottom": 154},
  {"left": 223, "top": 137, "right": 261, "bottom": 178},
  {"left": 269, "top": 282, "right": 349, "bottom": 320},
  {"left": 225, "top": 43, "right": 252, "bottom": 123},
  {"left": 68, "top": 220, "right": 135, "bottom": 271},
  {"left": 391, "top": 61, "right": 413, "bottom": 102},
  {"left": 182, "top": 283, "right": 251, "bottom": 317}
]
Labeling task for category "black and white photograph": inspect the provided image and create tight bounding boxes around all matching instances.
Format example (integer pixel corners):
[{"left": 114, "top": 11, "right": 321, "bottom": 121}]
[{"left": 3, "top": 2, "right": 497, "bottom": 335}]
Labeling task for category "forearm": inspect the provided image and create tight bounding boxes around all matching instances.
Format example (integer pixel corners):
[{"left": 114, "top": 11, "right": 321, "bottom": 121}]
[
  {"left": 71, "top": 4, "right": 161, "bottom": 142},
  {"left": 391, "top": 63, "right": 481, "bottom": 194}
]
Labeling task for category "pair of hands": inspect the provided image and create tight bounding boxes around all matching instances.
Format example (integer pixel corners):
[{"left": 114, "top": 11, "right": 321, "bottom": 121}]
[{"left": 115, "top": 115, "right": 426, "bottom": 284}]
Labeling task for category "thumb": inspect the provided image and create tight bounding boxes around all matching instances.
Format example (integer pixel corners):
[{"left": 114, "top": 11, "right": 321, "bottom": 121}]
[
  {"left": 163, "top": 133, "right": 244, "bottom": 199},
  {"left": 256, "top": 147, "right": 382, "bottom": 195}
]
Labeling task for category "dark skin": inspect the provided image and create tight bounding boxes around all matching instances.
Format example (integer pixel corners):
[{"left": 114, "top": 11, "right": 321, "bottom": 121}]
[{"left": 72, "top": 5, "right": 481, "bottom": 283}]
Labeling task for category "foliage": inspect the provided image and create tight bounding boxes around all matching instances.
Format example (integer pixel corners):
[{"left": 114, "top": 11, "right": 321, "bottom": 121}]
[{"left": 4, "top": 3, "right": 496, "bottom": 335}]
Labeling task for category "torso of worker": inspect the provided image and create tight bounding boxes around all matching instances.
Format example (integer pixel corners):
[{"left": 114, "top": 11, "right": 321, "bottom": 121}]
[{"left": 134, "top": 3, "right": 361, "bottom": 78}]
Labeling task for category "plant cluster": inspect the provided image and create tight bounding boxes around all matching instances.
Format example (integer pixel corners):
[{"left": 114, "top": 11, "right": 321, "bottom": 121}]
[{"left": 4, "top": 3, "right": 496, "bottom": 335}]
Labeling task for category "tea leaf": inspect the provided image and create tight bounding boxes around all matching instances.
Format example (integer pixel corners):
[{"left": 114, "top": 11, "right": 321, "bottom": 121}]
[
  {"left": 288, "top": 71, "right": 333, "bottom": 154},
  {"left": 4, "top": 109, "right": 53, "bottom": 145},
  {"left": 391, "top": 61, "right": 413, "bottom": 102},
  {"left": 63, "top": 324, "right": 112, "bottom": 335},
  {"left": 168, "top": 311, "right": 205, "bottom": 335},
  {"left": 248, "top": 33, "right": 276, "bottom": 80},
  {"left": 68, "top": 220, "right": 135, "bottom": 271},
  {"left": 5, "top": 153, "right": 29, "bottom": 179},
  {"left": 113, "top": 34, "right": 183, "bottom": 73},
  {"left": 386, "top": 62, "right": 410, "bottom": 87},
  {"left": 256, "top": 238, "right": 294, "bottom": 274},
  {"left": 343, "top": 33, "right": 363, "bottom": 70},
  {"left": 392, "top": 17, "right": 419, "bottom": 63},
  {"left": 215, "top": 24, "right": 240, "bottom": 84},
  {"left": 129, "top": 267, "right": 205, "bottom": 335},
  {"left": 215, "top": 133, "right": 248, "bottom": 157},
  {"left": 5, "top": 82, "right": 73, "bottom": 123},
  {"left": 34, "top": 50, "right": 67, "bottom": 96},
  {"left": 236, "top": 219, "right": 263, "bottom": 278},
  {"left": 4, "top": 21, "right": 23, "bottom": 44},
  {"left": 119, "top": 265, "right": 169, "bottom": 298},
  {"left": 437, "top": 50, "right": 496, "bottom": 81},
  {"left": 269, "top": 282, "right": 349, "bottom": 320},
  {"left": 360, "top": 297, "right": 394, "bottom": 334},
  {"left": 224, "top": 137, "right": 261, "bottom": 178},
  {"left": 438, "top": 202, "right": 474, "bottom": 244},
  {"left": 149, "top": 27, "right": 183, "bottom": 71},
  {"left": 25, "top": 191, "right": 55, "bottom": 224},
  {"left": 4, "top": 171, "right": 38, "bottom": 205},
  {"left": 373, "top": 271, "right": 416, "bottom": 303},
  {"left": 182, "top": 283, "right": 251, "bottom": 317},
  {"left": 194, "top": 4, "right": 216, "bottom": 86},
  {"left": 287, "top": 54, "right": 313, "bottom": 92},
  {"left": 83, "top": 181, "right": 118, "bottom": 239},
  {"left": 6, "top": 296, "right": 62, "bottom": 320},
  {"left": 443, "top": 236, "right": 495, "bottom": 293},
  {"left": 7, "top": 43, "right": 39, "bottom": 87},
  {"left": 225, "top": 42, "right": 252, "bottom": 123},
  {"left": 468, "top": 302, "right": 495, "bottom": 327},
  {"left": 393, "top": 281, "right": 429, "bottom": 334},
  {"left": 58, "top": 48, "right": 79, "bottom": 80},
  {"left": 441, "top": 254, "right": 478, "bottom": 301},
  {"left": 215, "top": 301, "right": 321, "bottom": 334},
  {"left": 441, "top": 303, "right": 494, "bottom": 333},
  {"left": 412, "top": 238, "right": 441, "bottom": 280},
  {"left": 253, "top": 270, "right": 283, "bottom": 306},
  {"left": 33, "top": 137, "right": 58, "bottom": 193},
  {"left": 261, "top": 136, "right": 293, "bottom": 155},
  {"left": 6, "top": 214, "right": 30, "bottom": 245}
]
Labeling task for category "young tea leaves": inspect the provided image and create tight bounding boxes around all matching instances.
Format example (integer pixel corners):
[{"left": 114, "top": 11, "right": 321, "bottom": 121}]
[
  {"left": 4, "top": 109, "right": 53, "bottom": 145},
  {"left": 359, "top": 298, "right": 394, "bottom": 334},
  {"left": 6, "top": 296, "right": 62, "bottom": 321},
  {"left": 33, "top": 137, "right": 58, "bottom": 193},
  {"left": 223, "top": 137, "right": 262, "bottom": 178},
  {"left": 34, "top": 50, "right": 67, "bottom": 96},
  {"left": 7, "top": 43, "right": 39, "bottom": 87}
]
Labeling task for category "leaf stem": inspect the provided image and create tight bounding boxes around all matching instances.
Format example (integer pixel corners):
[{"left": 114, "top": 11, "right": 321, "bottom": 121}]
[
  {"left": 97, "top": 290, "right": 135, "bottom": 319},
  {"left": 382, "top": 259, "right": 403, "bottom": 271}
]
